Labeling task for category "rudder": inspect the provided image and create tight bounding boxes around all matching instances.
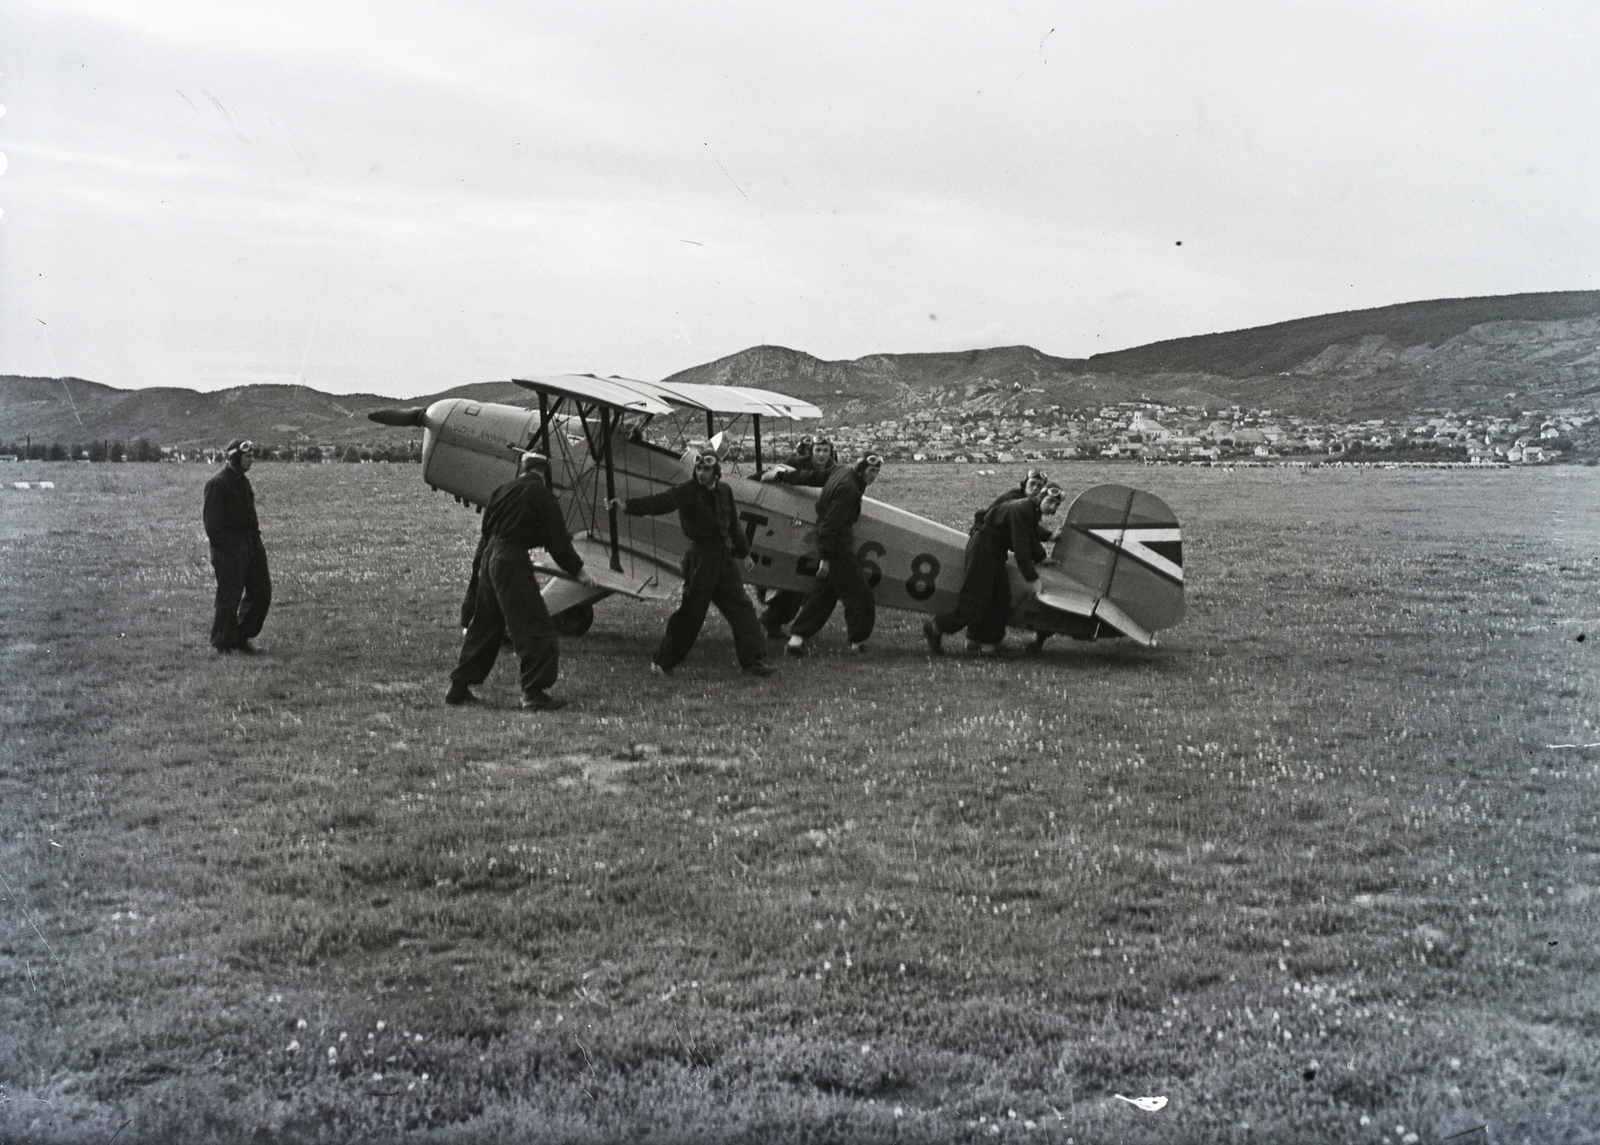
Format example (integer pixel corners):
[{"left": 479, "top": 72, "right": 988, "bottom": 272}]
[{"left": 1051, "top": 484, "right": 1185, "bottom": 636}]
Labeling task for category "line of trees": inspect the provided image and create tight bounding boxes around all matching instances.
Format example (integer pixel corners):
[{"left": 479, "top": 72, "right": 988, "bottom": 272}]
[
  {"left": 0, "top": 439, "right": 424, "bottom": 462},
  {"left": 1, "top": 438, "right": 163, "bottom": 461}
]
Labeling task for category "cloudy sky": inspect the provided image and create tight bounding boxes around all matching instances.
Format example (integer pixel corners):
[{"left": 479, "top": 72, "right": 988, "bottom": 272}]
[{"left": 3, "top": 1, "right": 1596, "bottom": 398}]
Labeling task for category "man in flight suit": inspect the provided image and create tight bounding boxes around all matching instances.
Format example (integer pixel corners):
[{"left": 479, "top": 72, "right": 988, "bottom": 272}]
[
  {"left": 203, "top": 438, "right": 272, "bottom": 653},
  {"left": 778, "top": 437, "right": 815, "bottom": 470},
  {"left": 970, "top": 468, "right": 1050, "bottom": 537},
  {"left": 924, "top": 482, "right": 1065, "bottom": 656},
  {"left": 785, "top": 454, "right": 882, "bottom": 657},
  {"left": 611, "top": 449, "right": 773, "bottom": 677},
  {"left": 963, "top": 468, "right": 1053, "bottom": 649},
  {"left": 447, "top": 451, "right": 594, "bottom": 710},
  {"left": 761, "top": 437, "right": 835, "bottom": 486},
  {"left": 756, "top": 438, "right": 837, "bottom": 638}
]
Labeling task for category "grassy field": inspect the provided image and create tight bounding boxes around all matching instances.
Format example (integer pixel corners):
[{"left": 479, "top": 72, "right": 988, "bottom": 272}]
[{"left": 1, "top": 460, "right": 1597, "bottom": 1144}]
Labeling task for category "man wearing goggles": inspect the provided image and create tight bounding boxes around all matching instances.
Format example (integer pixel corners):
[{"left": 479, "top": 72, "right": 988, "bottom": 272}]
[
  {"left": 970, "top": 468, "right": 1051, "bottom": 536},
  {"left": 756, "top": 438, "right": 838, "bottom": 639},
  {"left": 609, "top": 448, "right": 774, "bottom": 678},
  {"left": 960, "top": 467, "right": 1055, "bottom": 649},
  {"left": 925, "top": 481, "right": 1065, "bottom": 657},
  {"left": 785, "top": 455, "right": 882, "bottom": 656},
  {"left": 203, "top": 438, "right": 272, "bottom": 653}
]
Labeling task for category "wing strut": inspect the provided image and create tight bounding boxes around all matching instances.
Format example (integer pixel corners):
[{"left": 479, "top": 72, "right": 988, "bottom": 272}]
[
  {"left": 536, "top": 390, "right": 552, "bottom": 458},
  {"left": 752, "top": 414, "right": 763, "bottom": 477},
  {"left": 600, "top": 406, "right": 623, "bottom": 572}
]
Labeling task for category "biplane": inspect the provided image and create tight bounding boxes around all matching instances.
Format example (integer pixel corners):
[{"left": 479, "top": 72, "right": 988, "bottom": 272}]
[{"left": 368, "top": 375, "right": 1185, "bottom": 648}]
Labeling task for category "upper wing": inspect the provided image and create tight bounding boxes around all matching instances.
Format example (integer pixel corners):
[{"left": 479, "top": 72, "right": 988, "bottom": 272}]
[
  {"left": 637, "top": 380, "right": 822, "bottom": 421},
  {"left": 511, "top": 374, "right": 821, "bottom": 421},
  {"left": 512, "top": 374, "right": 676, "bottom": 415}
]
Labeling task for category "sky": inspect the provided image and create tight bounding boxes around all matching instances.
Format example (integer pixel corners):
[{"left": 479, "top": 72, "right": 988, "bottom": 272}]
[{"left": 2, "top": 1, "right": 1597, "bottom": 399}]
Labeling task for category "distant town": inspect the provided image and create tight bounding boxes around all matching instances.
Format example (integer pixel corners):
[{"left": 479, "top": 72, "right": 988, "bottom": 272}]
[
  {"left": 810, "top": 398, "right": 1597, "bottom": 467},
  {"left": 7, "top": 290, "right": 1600, "bottom": 466},
  {"left": 1, "top": 401, "right": 1594, "bottom": 466}
]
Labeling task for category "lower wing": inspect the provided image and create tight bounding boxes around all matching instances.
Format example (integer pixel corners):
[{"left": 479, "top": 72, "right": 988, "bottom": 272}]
[{"left": 530, "top": 533, "right": 683, "bottom": 607}]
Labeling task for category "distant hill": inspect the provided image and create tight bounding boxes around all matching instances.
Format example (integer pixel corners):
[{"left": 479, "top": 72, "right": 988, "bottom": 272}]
[
  {"left": 664, "top": 291, "right": 1600, "bottom": 423},
  {"left": 0, "top": 378, "right": 528, "bottom": 451},
  {"left": 1088, "top": 291, "right": 1600, "bottom": 375},
  {"left": 1086, "top": 290, "right": 1600, "bottom": 420},
  {"left": 4, "top": 291, "right": 1598, "bottom": 449},
  {"left": 662, "top": 344, "right": 1169, "bottom": 421}
]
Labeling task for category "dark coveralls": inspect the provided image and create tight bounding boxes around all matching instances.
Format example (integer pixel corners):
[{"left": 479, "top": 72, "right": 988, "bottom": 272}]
[
  {"left": 934, "top": 496, "right": 1047, "bottom": 643},
  {"left": 450, "top": 472, "right": 583, "bottom": 699},
  {"left": 958, "top": 487, "right": 1050, "bottom": 644},
  {"left": 788, "top": 467, "right": 875, "bottom": 644},
  {"left": 969, "top": 486, "right": 1028, "bottom": 537},
  {"left": 758, "top": 460, "right": 837, "bottom": 635},
  {"left": 623, "top": 475, "right": 767, "bottom": 671},
  {"left": 203, "top": 464, "right": 272, "bottom": 651}
]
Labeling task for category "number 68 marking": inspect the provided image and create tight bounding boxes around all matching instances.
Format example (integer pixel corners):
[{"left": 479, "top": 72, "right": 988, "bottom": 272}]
[
  {"left": 905, "top": 552, "right": 940, "bottom": 600},
  {"left": 854, "top": 542, "right": 940, "bottom": 600}
]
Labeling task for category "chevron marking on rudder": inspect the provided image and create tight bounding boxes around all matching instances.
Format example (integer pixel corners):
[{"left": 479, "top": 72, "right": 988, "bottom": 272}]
[{"left": 1084, "top": 526, "right": 1184, "bottom": 584}]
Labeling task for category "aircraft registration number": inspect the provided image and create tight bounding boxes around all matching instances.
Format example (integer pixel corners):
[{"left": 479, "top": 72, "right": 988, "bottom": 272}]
[{"left": 740, "top": 511, "right": 942, "bottom": 601}]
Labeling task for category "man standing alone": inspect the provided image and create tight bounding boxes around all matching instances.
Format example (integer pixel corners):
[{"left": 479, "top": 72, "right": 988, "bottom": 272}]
[
  {"left": 447, "top": 451, "right": 593, "bottom": 710},
  {"left": 204, "top": 438, "right": 272, "bottom": 653}
]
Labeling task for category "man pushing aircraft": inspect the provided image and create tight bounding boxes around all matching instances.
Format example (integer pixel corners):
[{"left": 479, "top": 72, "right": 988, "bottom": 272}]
[
  {"left": 609, "top": 447, "right": 775, "bottom": 678},
  {"left": 924, "top": 481, "right": 1065, "bottom": 656},
  {"left": 784, "top": 454, "right": 882, "bottom": 657},
  {"left": 447, "top": 451, "right": 595, "bottom": 710}
]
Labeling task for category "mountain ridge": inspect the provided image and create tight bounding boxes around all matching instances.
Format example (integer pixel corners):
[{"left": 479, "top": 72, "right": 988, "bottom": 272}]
[
  {"left": 663, "top": 292, "right": 1600, "bottom": 424},
  {"left": 4, "top": 290, "right": 1598, "bottom": 450}
]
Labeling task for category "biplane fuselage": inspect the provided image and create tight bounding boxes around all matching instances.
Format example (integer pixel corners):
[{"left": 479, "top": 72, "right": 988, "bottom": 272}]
[{"left": 371, "top": 375, "right": 1185, "bottom": 645}]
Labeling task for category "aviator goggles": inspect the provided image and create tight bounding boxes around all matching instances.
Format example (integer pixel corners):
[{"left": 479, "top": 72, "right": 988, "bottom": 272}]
[
  {"left": 861, "top": 454, "right": 883, "bottom": 469},
  {"left": 227, "top": 440, "right": 255, "bottom": 458},
  {"left": 692, "top": 451, "right": 720, "bottom": 469}
]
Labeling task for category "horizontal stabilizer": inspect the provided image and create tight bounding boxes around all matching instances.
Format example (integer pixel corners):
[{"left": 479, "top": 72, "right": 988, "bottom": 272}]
[{"left": 1028, "top": 588, "right": 1155, "bottom": 646}]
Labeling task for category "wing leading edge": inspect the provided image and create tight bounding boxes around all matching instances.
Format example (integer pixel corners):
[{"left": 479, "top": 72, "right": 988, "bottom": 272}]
[{"left": 512, "top": 375, "right": 821, "bottom": 421}]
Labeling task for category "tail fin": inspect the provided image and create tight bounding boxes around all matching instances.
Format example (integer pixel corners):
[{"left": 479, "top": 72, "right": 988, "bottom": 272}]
[{"left": 1051, "top": 484, "right": 1185, "bottom": 636}]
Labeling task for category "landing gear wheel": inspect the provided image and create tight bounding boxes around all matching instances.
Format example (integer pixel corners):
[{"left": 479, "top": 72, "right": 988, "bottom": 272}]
[{"left": 551, "top": 602, "right": 595, "bottom": 637}]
